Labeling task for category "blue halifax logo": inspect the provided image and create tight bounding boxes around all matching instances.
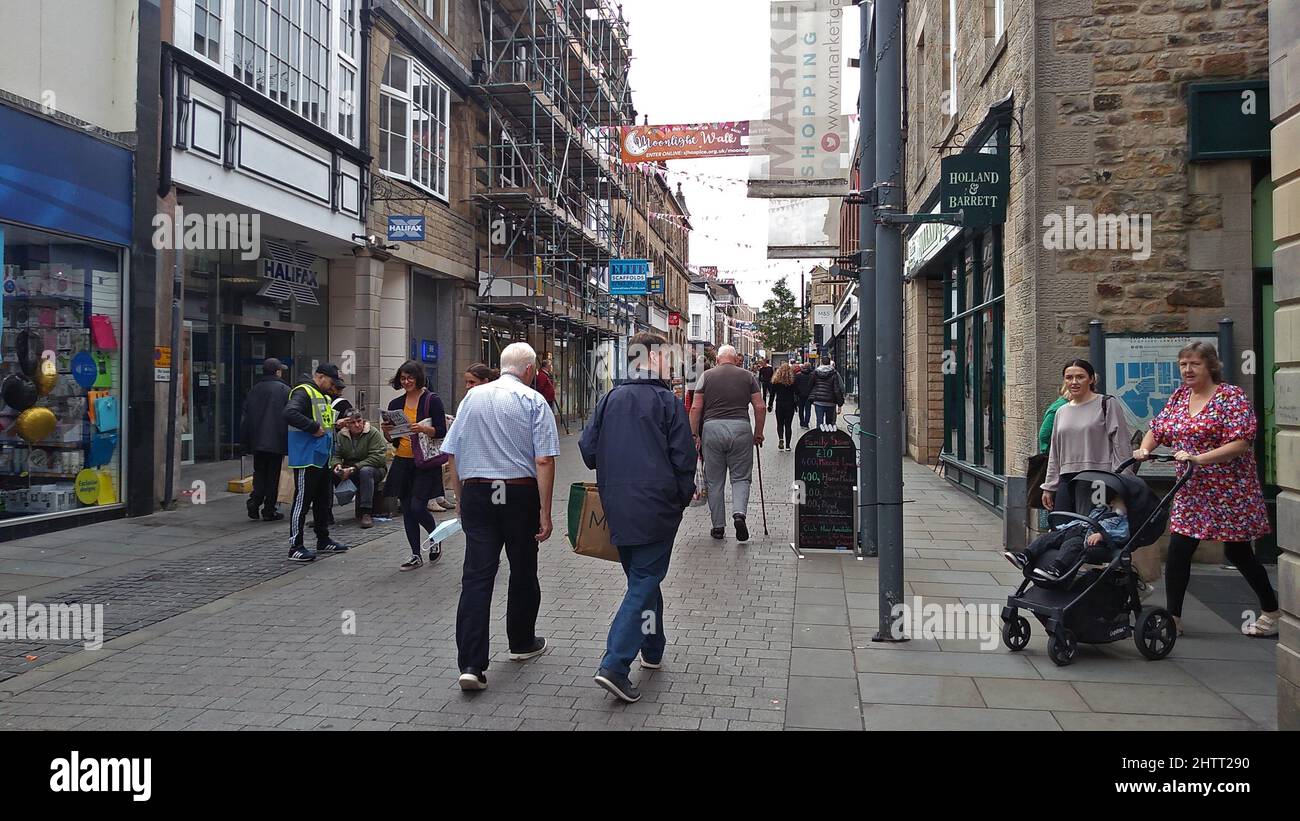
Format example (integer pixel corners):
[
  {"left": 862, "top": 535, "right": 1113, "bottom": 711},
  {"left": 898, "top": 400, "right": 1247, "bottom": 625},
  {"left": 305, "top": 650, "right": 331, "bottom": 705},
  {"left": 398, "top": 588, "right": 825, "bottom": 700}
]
[{"left": 388, "top": 215, "right": 425, "bottom": 241}]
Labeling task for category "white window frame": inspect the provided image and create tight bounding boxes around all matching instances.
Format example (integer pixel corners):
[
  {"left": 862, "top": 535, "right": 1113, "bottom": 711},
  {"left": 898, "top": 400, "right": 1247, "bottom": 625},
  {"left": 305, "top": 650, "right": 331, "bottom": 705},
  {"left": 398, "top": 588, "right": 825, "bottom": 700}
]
[
  {"left": 336, "top": 0, "right": 359, "bottom": 143},
  {"left": 226, "top": 0, "right": 338, "bottom": 134},
  {"left": 991, "top": 0, "right": 1005, "bottom": 41},
  {"left": 424, "top": 0, "right": 448, "bottom": 31},
  {"left": 193, "top": 0, "right": 223, "bottom": 65},
  {"left": 946, "top": 0, "right": 959, "bottom": 120},
  {"left": 690, "top": 313, "right": 702, "bottom": 339},
  {"left": 379, "top": 51, "right": 452, "bottom": 202}
]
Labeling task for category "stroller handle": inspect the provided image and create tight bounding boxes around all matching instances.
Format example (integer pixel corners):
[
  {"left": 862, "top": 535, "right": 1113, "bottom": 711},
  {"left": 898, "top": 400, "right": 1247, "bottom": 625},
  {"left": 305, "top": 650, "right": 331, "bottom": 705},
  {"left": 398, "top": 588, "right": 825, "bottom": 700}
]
[{"left": 1117, "top": 452, "right": 1192, "bottom": 477}]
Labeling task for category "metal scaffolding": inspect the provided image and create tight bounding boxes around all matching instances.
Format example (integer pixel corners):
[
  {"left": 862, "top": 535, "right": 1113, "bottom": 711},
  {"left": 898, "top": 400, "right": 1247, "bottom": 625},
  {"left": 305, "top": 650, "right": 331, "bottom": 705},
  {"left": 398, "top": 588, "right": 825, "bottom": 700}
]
[{"left": 472, "top": 0, "right": 639, "bottom": 419}]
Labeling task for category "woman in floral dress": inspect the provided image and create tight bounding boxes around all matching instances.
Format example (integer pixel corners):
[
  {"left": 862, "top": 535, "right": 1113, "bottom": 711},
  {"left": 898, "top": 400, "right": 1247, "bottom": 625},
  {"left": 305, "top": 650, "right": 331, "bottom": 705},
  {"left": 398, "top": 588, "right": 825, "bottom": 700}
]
[{"left": 1134, "top": 342, "right": 1279, "bottom": 637}]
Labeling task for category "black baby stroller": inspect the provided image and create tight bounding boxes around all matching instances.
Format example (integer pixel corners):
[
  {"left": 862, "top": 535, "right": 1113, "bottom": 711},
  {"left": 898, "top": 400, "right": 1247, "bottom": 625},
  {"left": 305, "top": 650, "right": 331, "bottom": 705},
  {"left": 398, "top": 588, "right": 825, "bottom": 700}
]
[{"left": 1001, "top": 454, "right": 1193, "bottom": 666}]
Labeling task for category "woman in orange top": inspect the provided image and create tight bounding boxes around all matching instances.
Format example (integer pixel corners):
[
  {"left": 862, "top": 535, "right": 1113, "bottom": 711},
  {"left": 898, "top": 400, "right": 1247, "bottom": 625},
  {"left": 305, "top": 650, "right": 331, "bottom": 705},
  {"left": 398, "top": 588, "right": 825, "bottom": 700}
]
[{"left": 381, "top": 360, "right": 448, "bottom": 571}]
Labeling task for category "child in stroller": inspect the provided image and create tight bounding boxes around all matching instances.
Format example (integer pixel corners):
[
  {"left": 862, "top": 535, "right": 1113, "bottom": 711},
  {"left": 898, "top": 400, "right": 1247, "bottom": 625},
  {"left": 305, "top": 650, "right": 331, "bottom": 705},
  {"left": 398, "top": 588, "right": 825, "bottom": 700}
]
[{"left": 1005, "top": 497, "right": 1129, "bottom": 581}]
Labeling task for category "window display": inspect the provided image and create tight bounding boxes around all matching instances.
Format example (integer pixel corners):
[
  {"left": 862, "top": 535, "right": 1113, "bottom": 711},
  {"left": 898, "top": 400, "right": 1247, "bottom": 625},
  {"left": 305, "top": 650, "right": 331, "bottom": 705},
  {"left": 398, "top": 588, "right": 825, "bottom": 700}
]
[{"left": 0, "top": 224, "right": 123, "bottom": 521}]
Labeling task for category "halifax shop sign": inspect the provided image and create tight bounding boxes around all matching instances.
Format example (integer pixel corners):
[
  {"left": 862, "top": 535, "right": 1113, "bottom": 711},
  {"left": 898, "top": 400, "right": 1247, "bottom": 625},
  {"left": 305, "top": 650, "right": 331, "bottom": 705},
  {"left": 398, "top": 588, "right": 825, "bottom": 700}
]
[{"left": 940, "top": 153, "right": 1009, "bottom": 229}]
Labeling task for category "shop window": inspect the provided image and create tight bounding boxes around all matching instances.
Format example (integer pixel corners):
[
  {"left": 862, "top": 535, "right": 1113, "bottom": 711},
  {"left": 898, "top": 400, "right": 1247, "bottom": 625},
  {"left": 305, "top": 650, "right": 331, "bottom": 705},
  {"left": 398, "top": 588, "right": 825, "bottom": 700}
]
[
  {"left": 1, "top": 225, "right": 125, "bottom": 522},
  {"left": 380, "top": 52, "right": 451, "bottom": 201},
  {"left": 943, "top": 227, "right": 1004, "bottom": 475}
]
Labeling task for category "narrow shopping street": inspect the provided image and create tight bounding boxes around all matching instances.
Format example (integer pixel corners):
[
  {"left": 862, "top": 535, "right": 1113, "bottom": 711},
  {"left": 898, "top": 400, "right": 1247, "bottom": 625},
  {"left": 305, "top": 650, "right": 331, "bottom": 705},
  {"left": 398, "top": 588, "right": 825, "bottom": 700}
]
[{"left": 0, "top": 412, "right": 1277, "bottom": 731}]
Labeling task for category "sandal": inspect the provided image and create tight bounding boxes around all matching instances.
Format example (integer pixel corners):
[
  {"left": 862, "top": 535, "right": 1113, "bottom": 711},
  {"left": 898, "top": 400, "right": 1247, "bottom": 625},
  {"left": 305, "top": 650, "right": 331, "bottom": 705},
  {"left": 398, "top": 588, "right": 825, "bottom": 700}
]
[{"left": 1243, "top": 613, "right": 1279, "bottom": 638}]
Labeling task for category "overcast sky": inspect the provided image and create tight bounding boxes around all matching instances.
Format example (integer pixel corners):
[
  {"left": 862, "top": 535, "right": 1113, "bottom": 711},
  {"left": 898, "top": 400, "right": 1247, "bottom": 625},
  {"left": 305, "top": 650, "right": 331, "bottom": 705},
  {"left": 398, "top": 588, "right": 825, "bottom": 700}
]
[{"left": 619, "top": 0, "right": 861, "bottom": 309}]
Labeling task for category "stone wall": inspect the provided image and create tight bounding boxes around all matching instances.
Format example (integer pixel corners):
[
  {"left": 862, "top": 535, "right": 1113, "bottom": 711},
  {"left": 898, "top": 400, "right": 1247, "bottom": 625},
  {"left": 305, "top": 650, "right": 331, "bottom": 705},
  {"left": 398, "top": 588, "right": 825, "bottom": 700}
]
[{"left": 1268, "top": 0, "right": 1300, "bottom": 732}]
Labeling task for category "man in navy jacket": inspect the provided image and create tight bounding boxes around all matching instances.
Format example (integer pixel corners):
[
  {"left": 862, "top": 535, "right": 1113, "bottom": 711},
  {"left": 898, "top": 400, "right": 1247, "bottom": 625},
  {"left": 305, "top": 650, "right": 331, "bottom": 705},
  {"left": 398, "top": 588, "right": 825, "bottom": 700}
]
[{"left": 580, "top": 332, "right": 696, "bottom": 703}]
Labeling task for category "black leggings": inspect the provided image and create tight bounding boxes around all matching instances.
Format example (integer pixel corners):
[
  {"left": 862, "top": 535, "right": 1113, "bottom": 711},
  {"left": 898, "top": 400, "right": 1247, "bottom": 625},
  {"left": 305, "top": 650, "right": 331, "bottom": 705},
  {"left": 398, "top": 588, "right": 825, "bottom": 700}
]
[
  {"left": 775, "top": 403, "right": 795, "bottom": 444},
  {"left": 1164, "top": 534, "right": 1278, "bottom": 617},
  {"left": 388, "top": 457, "right": 440, "bottom": 555}
]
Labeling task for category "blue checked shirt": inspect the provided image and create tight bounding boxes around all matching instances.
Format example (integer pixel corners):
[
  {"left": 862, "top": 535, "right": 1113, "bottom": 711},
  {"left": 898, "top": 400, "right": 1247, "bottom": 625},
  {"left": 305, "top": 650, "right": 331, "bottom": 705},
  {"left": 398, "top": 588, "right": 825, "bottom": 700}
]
[{"left": 441, "top": 373, "right": 560, "bottom": 479}]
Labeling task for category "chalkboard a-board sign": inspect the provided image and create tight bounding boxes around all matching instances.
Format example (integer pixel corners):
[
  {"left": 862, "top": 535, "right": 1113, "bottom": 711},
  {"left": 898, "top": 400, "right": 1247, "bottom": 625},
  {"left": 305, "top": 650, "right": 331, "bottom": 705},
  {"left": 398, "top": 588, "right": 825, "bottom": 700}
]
[{"left": 795, "top": 428, "right": 856, "bottom": 551}]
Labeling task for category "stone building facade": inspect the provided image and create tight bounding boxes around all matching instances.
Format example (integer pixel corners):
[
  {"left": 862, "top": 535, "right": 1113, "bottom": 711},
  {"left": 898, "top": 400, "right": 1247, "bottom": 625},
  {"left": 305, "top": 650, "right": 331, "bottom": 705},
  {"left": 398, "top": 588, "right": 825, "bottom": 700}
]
[
  {"left": 903, "top": 0, "right": 1274, "bottom": 519},
  {"left": 1268, "top": 0, "right": 1299, "bottom": 731}
]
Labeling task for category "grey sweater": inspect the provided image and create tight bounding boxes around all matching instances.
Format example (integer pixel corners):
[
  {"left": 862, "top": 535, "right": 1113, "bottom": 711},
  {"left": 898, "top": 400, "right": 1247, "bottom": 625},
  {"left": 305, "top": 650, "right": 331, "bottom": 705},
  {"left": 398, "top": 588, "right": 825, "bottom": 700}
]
[{"left": 1042, "top": 394, "right": 1131, "bottom": 491}]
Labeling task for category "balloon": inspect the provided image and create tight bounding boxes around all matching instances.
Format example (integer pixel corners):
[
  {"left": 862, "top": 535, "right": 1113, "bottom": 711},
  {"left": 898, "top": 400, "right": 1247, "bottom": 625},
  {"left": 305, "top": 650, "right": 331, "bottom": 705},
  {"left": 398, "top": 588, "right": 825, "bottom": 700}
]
[
  {"left": 1, "top": 374, "right": 38, "bottom": 412},
  {"left": 15, "top": 406, "right": 56, "bottom": 443},
  {"left": 15, "top": 330, "right": 41, "bottom": 377},
  {"left": 34, "top": 359, "right": 58, "bottom": 396}
]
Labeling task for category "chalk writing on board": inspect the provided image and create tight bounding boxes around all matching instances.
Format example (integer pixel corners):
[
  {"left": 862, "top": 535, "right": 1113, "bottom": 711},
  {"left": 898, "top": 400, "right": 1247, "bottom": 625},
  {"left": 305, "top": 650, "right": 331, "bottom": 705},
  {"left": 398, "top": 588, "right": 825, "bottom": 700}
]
[{"left": 794, "top": 428, "right": 856, "bottom": 550}]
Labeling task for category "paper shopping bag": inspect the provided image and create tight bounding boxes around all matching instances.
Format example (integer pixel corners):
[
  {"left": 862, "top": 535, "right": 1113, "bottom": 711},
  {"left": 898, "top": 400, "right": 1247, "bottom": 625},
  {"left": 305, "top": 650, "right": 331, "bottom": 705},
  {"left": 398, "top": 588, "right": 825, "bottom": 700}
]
[
  {"left": 276, "top": 457, "right": 295, "bottom": 505},
  {"left": 566, "top": 482, "right": 620, "bottom": 562}
]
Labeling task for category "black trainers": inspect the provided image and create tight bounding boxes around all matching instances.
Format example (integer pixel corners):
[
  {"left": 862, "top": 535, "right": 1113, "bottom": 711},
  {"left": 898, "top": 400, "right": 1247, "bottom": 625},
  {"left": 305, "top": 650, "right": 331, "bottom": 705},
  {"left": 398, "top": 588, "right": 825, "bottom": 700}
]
[
  {"left": 734, "top": 514, "right": 749, "bottom": 542},
  {"left": 509, "top": 637, "right": 548, "bottom": 661},
  {"left": 1033, "top": 566, "right": 1064, "bottom": 581},
  {"left": 1003, "top": 551, "right": 1028, "bottom": 570},
  {"left": 594, "top": 668, "right": 641, "bottom": 703},
  {"left": 288, "top": 547, "right": 317, "bottom": 562},
  {"left": 639, "top": 652, "right": 663, "bottom": 670},
  {"left": 247, "top": 503, "right": 261, "bottom": 520},
  {"left": 399, "top": 554, "right": 423, "bottom": 571},
  {"left": 427, "top": 542, "right": 442, "bottom": 565},
  {"left": 458, "top": 668, "right": 487, "bottom": 691},
  {"left": 317, "top": 540, "right": 349, "bottom": 553},
  {"left": 710, "top": 527, "right": 726, "bottom": 539},
  {"left": 262, "top": 510, "right": 285, "bottom": 521}
]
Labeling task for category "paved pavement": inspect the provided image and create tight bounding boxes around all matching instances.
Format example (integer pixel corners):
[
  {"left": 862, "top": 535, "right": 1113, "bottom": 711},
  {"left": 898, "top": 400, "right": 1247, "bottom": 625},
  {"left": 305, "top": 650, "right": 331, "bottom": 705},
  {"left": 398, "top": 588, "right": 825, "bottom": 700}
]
[{"left": 0, "top": 409, "right": 1280, "bottom": 730}]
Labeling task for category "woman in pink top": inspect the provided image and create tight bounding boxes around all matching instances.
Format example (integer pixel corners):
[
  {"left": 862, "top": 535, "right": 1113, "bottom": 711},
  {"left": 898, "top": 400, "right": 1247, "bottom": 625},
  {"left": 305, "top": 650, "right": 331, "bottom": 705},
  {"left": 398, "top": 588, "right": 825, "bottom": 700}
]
[{"left": 1134, "top": 342, "right": 1278, "bottom": 637}]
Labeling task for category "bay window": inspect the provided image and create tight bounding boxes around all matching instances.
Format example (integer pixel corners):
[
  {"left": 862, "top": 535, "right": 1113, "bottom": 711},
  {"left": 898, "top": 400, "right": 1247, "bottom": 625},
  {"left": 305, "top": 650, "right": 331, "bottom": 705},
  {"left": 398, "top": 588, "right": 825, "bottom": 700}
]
[{"left": 379, "top": 52, "right": 451, "bottom": 201}]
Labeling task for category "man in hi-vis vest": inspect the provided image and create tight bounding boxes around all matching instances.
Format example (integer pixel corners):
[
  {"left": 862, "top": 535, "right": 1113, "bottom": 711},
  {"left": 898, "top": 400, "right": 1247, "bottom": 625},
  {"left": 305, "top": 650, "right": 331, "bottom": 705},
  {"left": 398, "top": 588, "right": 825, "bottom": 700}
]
[{"left": 283, "top": 363, "right": 350, "bottom": 562}]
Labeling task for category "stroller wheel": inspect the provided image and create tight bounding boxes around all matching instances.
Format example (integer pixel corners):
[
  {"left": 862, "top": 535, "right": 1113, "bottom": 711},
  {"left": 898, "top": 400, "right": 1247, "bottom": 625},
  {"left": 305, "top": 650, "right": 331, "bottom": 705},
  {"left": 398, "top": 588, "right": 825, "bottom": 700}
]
[
  {"left": 1048, "top": 629, "right": 1078, "bottom": 667},
  {"left": 1135, "top": 608, "right": 1178, "bottom": 660},
  {"left": 1001, "top": 615, "right": 1031, "bottom": 651}
]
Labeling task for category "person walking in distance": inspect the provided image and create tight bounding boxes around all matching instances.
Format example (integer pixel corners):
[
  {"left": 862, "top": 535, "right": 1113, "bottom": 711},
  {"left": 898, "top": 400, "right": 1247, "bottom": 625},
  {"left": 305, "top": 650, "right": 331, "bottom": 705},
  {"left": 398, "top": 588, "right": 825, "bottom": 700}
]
[
  {"left": 770, "top": 363, "right": 798, "bottom": 451},
  {"left": 809, "top": 360, "right": 846, "bottom": 427},
  {"left": 241, "top": 357, "right": 290, "bottom": 521},
  {"left": 283, "top": 364, "right": 350, "bottom": 562},
  {"left": 580, "top": 332, "right": 696, "bottom": 703},
  {"left": 381, "top": 361, "right": 448, "bottom": 570},
  {"left": 758, "top": 358, "right": 775, "bottom": 411},
  {"left": 689, "top": 345, "right": 765, "bottom": 542},
  {"left": 440, "top": 343, "right": 560, "bottom": 690},
  {"left": 793, "top": 361, "right": 815, "bottom": 429}
]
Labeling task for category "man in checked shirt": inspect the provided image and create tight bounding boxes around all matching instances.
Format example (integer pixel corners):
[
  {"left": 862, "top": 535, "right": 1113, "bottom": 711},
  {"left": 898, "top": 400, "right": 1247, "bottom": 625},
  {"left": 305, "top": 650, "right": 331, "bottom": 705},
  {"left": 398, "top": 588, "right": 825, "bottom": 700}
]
[{"left": 441, "top": 342, "right": 560, "bottom": 691}]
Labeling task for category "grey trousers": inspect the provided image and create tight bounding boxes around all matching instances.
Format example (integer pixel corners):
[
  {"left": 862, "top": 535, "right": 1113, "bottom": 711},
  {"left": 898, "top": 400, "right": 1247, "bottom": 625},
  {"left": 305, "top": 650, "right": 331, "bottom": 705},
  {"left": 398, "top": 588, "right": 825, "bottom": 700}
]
[{"left": 702, "top": 418, "right": 753, "bottom": 528}]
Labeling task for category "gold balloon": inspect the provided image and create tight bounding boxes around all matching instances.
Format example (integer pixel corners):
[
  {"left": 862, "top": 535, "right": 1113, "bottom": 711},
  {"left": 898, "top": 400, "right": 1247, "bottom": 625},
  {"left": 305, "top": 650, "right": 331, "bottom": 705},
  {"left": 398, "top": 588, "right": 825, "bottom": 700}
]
[
  {"left": 15, "top": 407, "right": 56, "bottom": 443},
  {"left": 34, "top": 360, "right": 58, "bottom": 396}
]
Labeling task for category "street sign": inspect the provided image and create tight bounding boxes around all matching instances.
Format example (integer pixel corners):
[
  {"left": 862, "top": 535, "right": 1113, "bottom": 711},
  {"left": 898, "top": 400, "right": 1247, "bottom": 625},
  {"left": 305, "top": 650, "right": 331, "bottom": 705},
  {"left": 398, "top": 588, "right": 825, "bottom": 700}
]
[
  {"left": 609, "top": 259, "right": 650, "bottom": 295},
  {"left": 668, "top": 311, "right": 681, "bottom": 326},
  {"left": 647, "top": 274, "right": 665, "bottom": 294},
  {"left": 1188, "top": 81, "right": 1270, "bottom": 161},
  {"left": 940, "top": 152, "right": 1009, "bottom": 229}
]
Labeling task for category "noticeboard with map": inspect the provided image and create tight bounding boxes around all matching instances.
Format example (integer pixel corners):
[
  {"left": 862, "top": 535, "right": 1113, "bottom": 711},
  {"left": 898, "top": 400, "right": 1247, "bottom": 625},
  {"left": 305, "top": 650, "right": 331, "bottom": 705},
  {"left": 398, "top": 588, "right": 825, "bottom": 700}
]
[{"left": 1104, "top": 333, "right": 1216, "bottom": 478}]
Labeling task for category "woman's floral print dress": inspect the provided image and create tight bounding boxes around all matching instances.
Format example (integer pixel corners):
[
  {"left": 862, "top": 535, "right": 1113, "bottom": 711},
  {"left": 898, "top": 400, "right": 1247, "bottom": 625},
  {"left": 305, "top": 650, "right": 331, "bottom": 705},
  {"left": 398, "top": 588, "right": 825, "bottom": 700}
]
[{"left": 1148, "top": 383, "right": 1270, "bottom": 541}]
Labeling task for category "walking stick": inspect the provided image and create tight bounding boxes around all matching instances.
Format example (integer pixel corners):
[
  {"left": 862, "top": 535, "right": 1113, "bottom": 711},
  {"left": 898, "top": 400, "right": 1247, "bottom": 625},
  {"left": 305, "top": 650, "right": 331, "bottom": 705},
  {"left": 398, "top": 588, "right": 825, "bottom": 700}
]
[{"left": 754, "top": 441, "right": 769, "bottom": 537}]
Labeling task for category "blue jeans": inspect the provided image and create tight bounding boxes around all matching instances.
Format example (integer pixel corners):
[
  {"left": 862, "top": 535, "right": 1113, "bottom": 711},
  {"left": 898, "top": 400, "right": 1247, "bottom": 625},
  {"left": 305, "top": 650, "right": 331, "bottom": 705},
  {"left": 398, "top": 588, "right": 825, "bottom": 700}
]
[
  {"left": 798, "top": 399, "right": 812, "bottom": 427},
  {"left": 599, "top": 531, "right": 676, "bottom": 677},
  {"left": 814, "top": 403, "right": 837, "bottom": 426}
]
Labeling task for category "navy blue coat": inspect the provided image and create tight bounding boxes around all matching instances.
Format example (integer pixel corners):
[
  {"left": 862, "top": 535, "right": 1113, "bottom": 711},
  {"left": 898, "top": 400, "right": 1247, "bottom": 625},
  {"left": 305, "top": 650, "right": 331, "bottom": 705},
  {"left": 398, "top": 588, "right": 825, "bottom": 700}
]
[{"left": 579, "top": 371, "right": 697, "bottom": 546}]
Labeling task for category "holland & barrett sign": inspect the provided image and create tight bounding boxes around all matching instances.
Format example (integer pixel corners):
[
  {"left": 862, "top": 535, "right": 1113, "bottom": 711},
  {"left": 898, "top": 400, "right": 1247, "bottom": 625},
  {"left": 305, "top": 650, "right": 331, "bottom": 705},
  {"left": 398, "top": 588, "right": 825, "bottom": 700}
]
[{"left": 940, "top": 153, "right": 1009, "bottom": 229}]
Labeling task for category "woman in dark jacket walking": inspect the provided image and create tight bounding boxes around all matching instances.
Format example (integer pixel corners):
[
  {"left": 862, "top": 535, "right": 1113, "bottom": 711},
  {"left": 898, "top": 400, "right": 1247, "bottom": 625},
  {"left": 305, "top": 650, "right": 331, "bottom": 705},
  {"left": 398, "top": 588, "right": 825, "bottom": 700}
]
[
  {"left": 792, "top": 362, "right": 815, "bottom": 429},
  {"left": 381, "top": 360, "right": 448, "bottom": 571},
  {"left": 770, "top": 363, "right": 798, "bottom": 450},
  {"left": 808, "top": 362, "right": 845, "bottom": 427}
]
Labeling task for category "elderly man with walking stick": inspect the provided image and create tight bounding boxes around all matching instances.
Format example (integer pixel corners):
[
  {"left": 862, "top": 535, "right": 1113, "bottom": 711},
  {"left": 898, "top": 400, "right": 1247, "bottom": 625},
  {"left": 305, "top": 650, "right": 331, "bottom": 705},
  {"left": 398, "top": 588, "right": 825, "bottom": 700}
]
[{"left": 689, "top": 345, "right": 765, "bottom": 542}]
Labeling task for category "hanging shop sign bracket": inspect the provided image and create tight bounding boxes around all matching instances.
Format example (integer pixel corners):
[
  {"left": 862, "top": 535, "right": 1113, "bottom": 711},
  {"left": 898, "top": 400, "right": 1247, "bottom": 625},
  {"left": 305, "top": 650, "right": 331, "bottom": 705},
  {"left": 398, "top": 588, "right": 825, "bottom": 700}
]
[{"left": 876, "top": 212, "right": 964, "bottom": 226}]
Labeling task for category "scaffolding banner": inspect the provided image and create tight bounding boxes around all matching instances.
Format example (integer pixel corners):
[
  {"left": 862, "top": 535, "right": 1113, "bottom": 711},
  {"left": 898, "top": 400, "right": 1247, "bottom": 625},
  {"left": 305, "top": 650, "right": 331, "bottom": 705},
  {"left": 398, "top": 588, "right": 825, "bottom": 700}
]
[
  {"left": 749, "top": 0, "right": 852, "bottom": 194},
  {"left": 620, "top": 122, "right": 751, "bottom": 163}
]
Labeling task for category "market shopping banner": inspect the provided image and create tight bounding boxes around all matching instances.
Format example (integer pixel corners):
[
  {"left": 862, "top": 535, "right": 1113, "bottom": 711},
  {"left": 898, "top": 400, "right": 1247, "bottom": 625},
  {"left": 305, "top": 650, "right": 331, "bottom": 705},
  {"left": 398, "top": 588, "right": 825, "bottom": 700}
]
[{"left": 619, "top": 122, "right": 751, "bottom": 163}]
